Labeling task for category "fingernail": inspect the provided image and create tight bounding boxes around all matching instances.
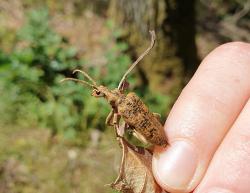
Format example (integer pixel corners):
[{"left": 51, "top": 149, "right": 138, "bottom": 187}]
[
  {"left": 153, "top": 140, "right": 198, "bottom": 190},
  {"left": 206, "top": 188, "right": 234, "bottom": 193}
]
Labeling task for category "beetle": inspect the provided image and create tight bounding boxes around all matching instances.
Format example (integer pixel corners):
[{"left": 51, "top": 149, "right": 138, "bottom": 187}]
[{"left": 61, "top": 31, "right": 168, "bottom": 147}]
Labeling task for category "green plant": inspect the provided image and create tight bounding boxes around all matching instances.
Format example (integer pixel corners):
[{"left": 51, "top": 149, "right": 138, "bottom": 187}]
[
  {"left": 0, "top": 9, "right": 133, "bottom": 144},
  {"left": 0, "top": 8, "right": 82, "bottom": 135},
  {"left": 0, "top": 9, "right": 171, "bottom": 145}
]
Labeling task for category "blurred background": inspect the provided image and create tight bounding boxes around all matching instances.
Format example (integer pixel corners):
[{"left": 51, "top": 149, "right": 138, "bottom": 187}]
[{"left": 0, "top": 0, "right": 249, "bottom": 193}]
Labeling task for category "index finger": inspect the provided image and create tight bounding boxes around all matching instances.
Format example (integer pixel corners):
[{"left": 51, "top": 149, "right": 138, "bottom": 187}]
[{"left": 152, "top": 42, "right": 250, "bottom": 192}]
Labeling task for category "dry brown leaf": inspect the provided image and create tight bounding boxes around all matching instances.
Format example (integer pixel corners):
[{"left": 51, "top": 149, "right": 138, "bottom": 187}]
[{"left": 109, "top": 138, "right": 162, "bottom": 193}]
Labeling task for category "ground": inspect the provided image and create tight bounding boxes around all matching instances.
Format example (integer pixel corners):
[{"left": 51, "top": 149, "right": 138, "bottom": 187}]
[{"left": 0, "top": 126, "right": 120, "bottom": 193}]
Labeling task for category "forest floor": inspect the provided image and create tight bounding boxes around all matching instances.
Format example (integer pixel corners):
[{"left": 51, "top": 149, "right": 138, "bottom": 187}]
[{"left": 0, "top": 126, "right": 120, "bottom": 193}]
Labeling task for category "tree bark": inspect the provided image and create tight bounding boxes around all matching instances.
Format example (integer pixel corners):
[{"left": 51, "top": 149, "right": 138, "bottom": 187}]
[{"left": 109, "top": 0, "right": 199, "bottom": 98}]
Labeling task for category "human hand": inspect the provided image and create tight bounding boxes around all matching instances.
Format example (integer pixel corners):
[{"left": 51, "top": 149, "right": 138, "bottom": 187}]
[{"left": 152, "top": 42, "right": 250, "bottom": 193}]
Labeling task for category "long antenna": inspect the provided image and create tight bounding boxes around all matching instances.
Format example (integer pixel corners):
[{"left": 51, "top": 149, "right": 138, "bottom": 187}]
[
  {"left": 118, "top": 30, "right": 156, "bottom": 90},
  {"left": 73, "top": 69, "right": 97, "bottom": 86},
  {"left": 60, "top": 78, "right": 96, "bottom": 88}
]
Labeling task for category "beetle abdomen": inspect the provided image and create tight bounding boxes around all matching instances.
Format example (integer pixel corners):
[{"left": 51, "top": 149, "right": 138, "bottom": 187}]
[{"left": 118, "top": 92, "right": 168, "bottom": 146}]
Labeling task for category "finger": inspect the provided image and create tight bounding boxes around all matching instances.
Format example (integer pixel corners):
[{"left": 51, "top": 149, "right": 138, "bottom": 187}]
[
  {"left": 152, "top": 42, "right": 250, "bottom": 192},
  {"left": 195, "top": 98, "right": 250, "bottom": 193}
]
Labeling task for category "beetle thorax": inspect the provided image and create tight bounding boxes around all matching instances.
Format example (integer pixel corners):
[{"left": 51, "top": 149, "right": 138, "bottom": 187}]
[
  {"left": 106, "top": 88, "right": 122, "bottom": 107},
  {"left": 97, "top": 86, "right": 122, "bottom": 107}
]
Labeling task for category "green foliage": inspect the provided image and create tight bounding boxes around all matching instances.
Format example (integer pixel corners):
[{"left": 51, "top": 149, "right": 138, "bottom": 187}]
[
  {"left": 0, "top": 8, "right": 82, "bottom": 137},
  {"left": 17, "top": 8, "right": 80, "bottom": 86},
  {"left": 0, "top": 9, "right": 129, "bottom": 144},
  {"left": 0, "top": 8, "right": 170, "bottom": 145}
]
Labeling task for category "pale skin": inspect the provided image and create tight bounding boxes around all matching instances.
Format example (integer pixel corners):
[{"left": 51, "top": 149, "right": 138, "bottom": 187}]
[{"left": 152, "top": 42, "right": 250, "bottom": 193}]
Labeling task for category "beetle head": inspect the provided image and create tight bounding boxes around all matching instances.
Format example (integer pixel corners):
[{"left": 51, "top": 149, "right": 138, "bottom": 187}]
[
  {"left": 61, "top": 70, "right": 121, "bottom": 107},
  {"left": 92, "top": 86, "right": 121, "bottom": 107}
]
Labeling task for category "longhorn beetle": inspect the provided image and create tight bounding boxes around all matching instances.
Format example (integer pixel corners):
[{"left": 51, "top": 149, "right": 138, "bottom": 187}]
[{"left": 61, "top": 31, "right": 168, "bottom": 147}]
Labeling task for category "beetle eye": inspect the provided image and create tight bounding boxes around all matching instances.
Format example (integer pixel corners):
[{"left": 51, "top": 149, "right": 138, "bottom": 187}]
[{"left": 92, "top": 89, "right": 104, "bottom": 97}]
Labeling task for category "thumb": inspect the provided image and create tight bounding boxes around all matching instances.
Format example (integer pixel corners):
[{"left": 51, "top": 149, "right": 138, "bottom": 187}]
[{"left": 152, "top": 42, "right": 250, "bottom": 192}]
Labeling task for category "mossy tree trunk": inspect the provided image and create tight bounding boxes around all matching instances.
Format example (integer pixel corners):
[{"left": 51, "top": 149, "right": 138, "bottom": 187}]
[{"left": 109, "top": 0, "right": 199, "bottom": 98}]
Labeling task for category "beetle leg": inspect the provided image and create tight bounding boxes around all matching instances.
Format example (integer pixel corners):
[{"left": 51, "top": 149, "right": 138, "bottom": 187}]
[
  {"left": 133, "top": 130, "right": 149, "bottom": 145},
  {"left": 115, "top": 124, "right": 124, "bottom": 139},
  {"left": 153, "top": 112, "right": 161, "bottom": 122},
  {"left": 118, "top": 122, "right": 129, "bottom": 137},
  {"left": 125, "top": 124, "right": 150, "bottom": 145},
  {"left": 105, "top": 109, "right": 114, "bottom": 126},
  {"left": 113, "top": 113, "right": 125, "bottom": 139},
  {"left": 112, "top": 113, "right": 121, "bottom": 125}
]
